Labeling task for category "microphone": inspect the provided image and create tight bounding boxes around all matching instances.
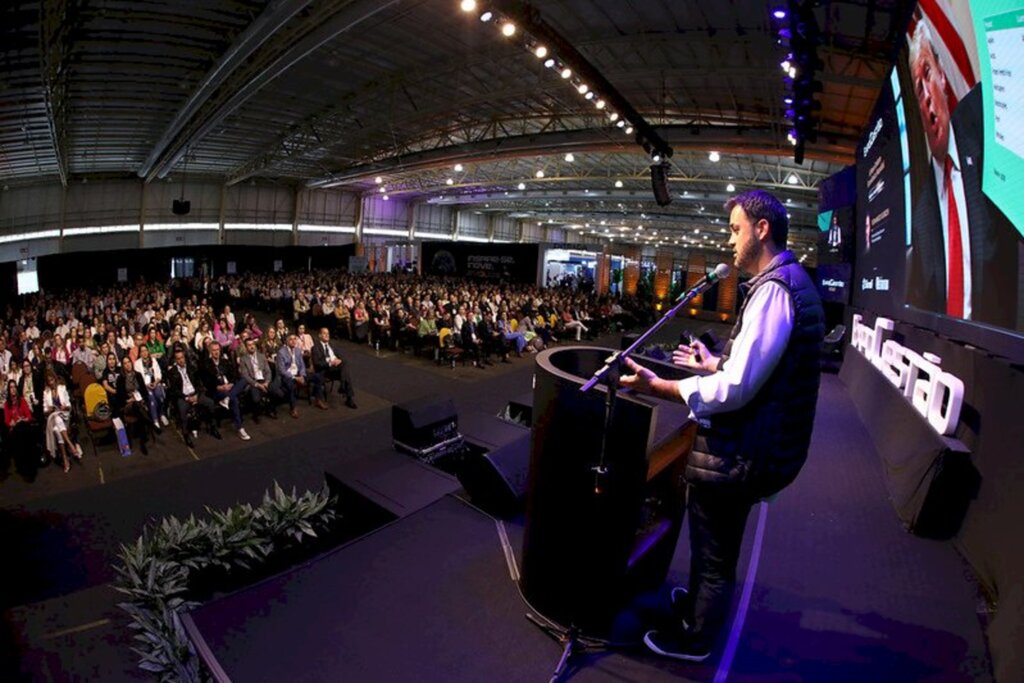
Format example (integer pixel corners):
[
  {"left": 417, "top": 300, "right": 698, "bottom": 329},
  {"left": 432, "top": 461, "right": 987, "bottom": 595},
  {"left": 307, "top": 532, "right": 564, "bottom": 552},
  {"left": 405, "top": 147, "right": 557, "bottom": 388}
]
[{"left": 675, "top": 263, "right": 732, "bottom": 302}]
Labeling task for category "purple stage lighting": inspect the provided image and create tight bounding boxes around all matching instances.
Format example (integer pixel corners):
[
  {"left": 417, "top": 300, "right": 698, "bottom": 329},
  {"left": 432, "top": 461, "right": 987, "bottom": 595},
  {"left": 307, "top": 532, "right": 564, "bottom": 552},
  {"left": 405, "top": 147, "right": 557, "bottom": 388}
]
[{"left": 773, "top": 8, "right": 787, "bottom": 19}]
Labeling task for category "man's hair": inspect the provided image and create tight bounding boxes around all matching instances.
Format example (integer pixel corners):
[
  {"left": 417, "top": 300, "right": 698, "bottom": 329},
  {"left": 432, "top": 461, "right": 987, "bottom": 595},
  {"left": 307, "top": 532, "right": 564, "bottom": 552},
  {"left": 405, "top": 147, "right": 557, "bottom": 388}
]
[
  {"left": 724, "top": 189, "right": 789, "bottom": 249},
  {"left": 908, "top": 20, "right": 938, "bottom": 74}
]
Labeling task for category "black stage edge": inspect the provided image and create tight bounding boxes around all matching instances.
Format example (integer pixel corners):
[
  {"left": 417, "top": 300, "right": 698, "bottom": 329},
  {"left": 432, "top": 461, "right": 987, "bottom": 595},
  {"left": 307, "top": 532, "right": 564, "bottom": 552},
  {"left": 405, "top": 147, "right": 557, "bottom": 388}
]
[{"left": 840, "top": 348, "right": 979, "bottom": 538}]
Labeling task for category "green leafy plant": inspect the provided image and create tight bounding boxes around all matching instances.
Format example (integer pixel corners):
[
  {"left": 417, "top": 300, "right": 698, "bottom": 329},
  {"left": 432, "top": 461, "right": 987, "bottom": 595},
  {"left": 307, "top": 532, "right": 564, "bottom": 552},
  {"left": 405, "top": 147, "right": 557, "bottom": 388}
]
[{"left": 114, "top": 482, "right": 337, "bottom": 682}]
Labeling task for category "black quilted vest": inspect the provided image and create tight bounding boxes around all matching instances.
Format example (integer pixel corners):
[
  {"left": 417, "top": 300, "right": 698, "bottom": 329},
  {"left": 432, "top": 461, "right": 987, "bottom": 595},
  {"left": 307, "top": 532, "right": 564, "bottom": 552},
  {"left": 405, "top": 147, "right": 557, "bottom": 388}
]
[{"left": 685, "top": 251, "right": 824, "bottom": 498}]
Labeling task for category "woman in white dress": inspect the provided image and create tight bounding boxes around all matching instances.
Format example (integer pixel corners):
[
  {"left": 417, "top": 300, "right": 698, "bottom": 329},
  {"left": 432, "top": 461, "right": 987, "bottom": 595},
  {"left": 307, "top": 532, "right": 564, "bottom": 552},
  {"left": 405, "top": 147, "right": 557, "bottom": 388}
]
[{"left": 42, "top": 371, "right": 83, "bottom": 472}]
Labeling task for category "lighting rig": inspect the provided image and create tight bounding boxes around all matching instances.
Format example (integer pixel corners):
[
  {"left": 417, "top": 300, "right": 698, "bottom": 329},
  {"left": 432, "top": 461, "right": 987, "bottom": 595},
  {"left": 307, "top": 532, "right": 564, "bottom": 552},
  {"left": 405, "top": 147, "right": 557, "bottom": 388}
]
[{"left": 773, "top": 2, "right": 823, "bottom": 165}]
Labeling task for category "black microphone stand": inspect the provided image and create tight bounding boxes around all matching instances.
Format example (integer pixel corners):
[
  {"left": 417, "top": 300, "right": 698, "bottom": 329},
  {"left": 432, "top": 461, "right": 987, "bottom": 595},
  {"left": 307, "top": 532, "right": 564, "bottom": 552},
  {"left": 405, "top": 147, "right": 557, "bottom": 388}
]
[{"left": 529, "top": 277, "right": 719, "bottom": 682}]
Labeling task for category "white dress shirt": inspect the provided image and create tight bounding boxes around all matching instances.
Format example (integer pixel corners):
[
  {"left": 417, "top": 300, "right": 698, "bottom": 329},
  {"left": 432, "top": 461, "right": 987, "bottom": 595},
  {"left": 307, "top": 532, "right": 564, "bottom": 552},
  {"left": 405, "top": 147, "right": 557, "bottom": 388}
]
[{"left": 677, "top": 281, "right": 794, "bottom": 419}]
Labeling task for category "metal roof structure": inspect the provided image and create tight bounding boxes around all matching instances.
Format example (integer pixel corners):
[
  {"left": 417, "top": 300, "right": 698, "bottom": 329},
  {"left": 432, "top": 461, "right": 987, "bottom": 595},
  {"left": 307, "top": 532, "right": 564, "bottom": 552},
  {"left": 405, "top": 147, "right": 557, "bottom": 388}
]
[{"left": 1, "top": 0, "right": 910, "bottom": 258}]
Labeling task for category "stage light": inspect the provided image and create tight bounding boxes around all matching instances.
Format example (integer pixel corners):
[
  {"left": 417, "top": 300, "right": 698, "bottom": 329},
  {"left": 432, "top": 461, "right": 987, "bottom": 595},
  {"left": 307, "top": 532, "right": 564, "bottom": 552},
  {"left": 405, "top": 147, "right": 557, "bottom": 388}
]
[
  {"left": 446, "top": 178, "right": 454, "bottom": 185},
  {"left": 615, "top": 180, "right": 623, "bottom": 188},
  {"left": 787, "top": 173, "right": 799, "bottom": 184},
  {"left": 708, "top": 150, "right": 721, "bottom": 162},
  {"left": 577, "top": 83, "right": 588, "bottom": 94},
  {"left": 379, "top": 186, "right": 387, "bottom": 193},
  {"left": 375, "top": 176, "right": 383, "bottom": 184},
  {"left": 517, "top": 182, "right": 526, "bottom": 190},
  {"left": 652, "top": 154, "right": 661, "bottom": 163},
  {"left": 624, "top": 126, "right": 634, "bottom": 135},
  {"left": 773, "top": 8, "right": 787, "bottom": 19},
  {"left": 535, "top": 45, "right": 548, "bottom": 59},
  {"left": 784, "top": 96, "right": 793, "bottom": 105},
  {"left": 781, "top": 60, "right": 791, "bottom": 71},
  {"left": 501, "top": 22, "right": 516, "bottom": 36},
  {"left": 595, "top": 99, "right": 605, "bottom": 109},
  {"left": 609, "top": 112, "right": 619, "bottom": 121},
  {"left": 535, "top": 170, "right": 545, "bottom": 178},
  {"left": 454, "top": 163, "right": 463, "bottom": 172},
  {"left": 564, "top": 153, "right": 574, "bottom": 162},
  {"left": 460, "top": 0, "right": 477, "bottom": 11},
  {"left": 479, "top": 11, "right": 492, "bottom": 21},
  {"left": 727, "top": 183, "right": 735, "bottom": 191},
  {"left": 543, "top": 58, "right": 555, "bottom": 68},
  {"left": 788, "top": 66, "right": 797, "bottom": 78},
  {"left": 584, "top": 91, "right": 594, "bottom": 100},
  {"left": 383, "top": 194, "right": 390, "bottom": 201},
  {"left": 616, "top": 119, "right": 625, "bottom": 128},
  {"left": 561, "top": 67, "right": 572, "bottom": 79}
]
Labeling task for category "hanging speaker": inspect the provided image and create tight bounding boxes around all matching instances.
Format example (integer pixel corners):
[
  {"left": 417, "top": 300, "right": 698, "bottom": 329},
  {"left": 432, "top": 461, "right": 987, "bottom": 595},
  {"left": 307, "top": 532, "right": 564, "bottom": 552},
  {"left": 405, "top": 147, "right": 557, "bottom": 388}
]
[
  {"left": 172, "top": 199, "right": 191, "bottom": 216},
  {"left": 650, "top": 162, "right": 671, "bottom": 207}
]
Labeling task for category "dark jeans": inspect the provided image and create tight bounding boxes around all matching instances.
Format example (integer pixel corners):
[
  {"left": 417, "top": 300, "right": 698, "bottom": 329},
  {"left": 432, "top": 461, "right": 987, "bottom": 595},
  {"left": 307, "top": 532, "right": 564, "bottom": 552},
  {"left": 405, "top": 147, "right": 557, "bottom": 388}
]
[
  {"left": 685, "top": 482, "right": 756, "bottom": 646},
  {"left": 173, "top": 394, "right": 217, "bottom": 432},
  {"left": 210, "top": 378, "right": 250, "bottom": 429},
  {"left": 320, "top": 363, "right": 354, "bottom": 400}
]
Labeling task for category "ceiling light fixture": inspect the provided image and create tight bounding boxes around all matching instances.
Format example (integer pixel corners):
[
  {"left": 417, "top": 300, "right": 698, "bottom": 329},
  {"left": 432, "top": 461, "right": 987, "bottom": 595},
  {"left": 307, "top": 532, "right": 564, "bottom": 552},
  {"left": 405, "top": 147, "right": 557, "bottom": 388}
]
[
  {"left": 446, "top": 178, "right": 454, "bottom": 185},
  {"left": 535, "top": 45, "right": 548, "bottom": 59},
  {"left": 535, "top": 170, "right": 545, "bottom": 178},
  {"left": 726, "top": 183, "right": 735, "bottom": 192},
  {"left": 543, "top": 58, "right": 555, "bottom": 68},
  {"left": 501, "top": 22, "right": 516, "bottom": 37},
  {"left": 561, "top": 67, "right": 572, "bottom": 79},
  {"left": 374, "top": 176, "right": 383, "bottom": 184},
  {"left": 708, "top": 150, "right": 721, "bottom": 162},
  {"left": 564, "top": 153, "right": 575, "bottom": 162},
  {"left": 479, "top": 11, "right": 492, "bottom": 22},
  {"left": 517, "top": 182, "right": 526, "bottom": 190},
  {"left": 615, "top": 180, "right": 623, "bottom": 188},
  {"left": 454, "top": 163, "right": 463, "bottom": 172}
]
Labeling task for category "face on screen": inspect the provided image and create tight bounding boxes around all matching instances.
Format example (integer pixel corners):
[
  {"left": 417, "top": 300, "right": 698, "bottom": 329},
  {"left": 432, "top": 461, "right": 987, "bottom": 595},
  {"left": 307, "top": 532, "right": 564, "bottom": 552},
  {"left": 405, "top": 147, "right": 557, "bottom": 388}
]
[{"left": 911, "top": 40, "right": 950, "bottom": 162}]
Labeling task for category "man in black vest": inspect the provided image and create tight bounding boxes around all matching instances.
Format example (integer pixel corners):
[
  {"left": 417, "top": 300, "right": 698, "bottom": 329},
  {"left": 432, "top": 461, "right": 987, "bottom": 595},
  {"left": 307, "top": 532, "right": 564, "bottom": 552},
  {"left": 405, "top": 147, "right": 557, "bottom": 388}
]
[{"left": 622, "top": 189, "right": 824, "bottom": 661}]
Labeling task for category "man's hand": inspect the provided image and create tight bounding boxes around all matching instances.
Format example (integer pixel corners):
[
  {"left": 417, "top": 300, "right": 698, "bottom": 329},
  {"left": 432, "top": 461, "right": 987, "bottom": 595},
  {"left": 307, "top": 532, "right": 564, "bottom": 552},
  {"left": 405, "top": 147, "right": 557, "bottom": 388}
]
[
  {"left": 620, "top": 356, "right": 657, "bottom": 393},
  {"left": 620, "top": 356, "right": 684, "bottom": 403},
  {"left": 672, "top": 339, "right": 718, "bottom": 373}
]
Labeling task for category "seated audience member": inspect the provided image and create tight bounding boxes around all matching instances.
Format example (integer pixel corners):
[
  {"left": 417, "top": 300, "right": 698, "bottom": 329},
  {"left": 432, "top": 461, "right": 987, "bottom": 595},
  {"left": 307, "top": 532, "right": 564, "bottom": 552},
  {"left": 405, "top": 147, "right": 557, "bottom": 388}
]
[
  {"left": 239, "top": 338, "right": 280, "bottom": 421},
  {"left": 51, "top": 334, "right": 72, "bottom": 376},
  {"left": 18, "top": 358, "right": 42, "bottom": 414},
  {"left": 311, "top": 328, "right": 357, "bottom": 409},
  {"left": 42, "top": 371, "right": 83, "bottom": 472},
  {"left": 145, "top": 325, "right": 166, "bottom": 360},
  {"left": 296, "top": 324, "right": 315, "bottom": 359},
  {"left": 496, "top": 312, "right": 527, "bottom": 356},
  {"left": 334, "top": 301, "right": 352, "bottom": 340},
  {"left": 116, "top": 325, "right": 134, "bottom": 356},
  {"left": 166, "top": 348, "right": 220, "bottom": 448},
  {"left": 200, "top": 341, "right": 251, "bottom": 441},
  {"left": 93, "top": 343, "right": 113, "bottom": 378},
  {"left": 560, "top": 307, "right": 590, "bottom": 341},
  {"left": 460, "top": 314, "right": 486, "bottom": 367},
  {"left": 277, "top": 333, "right": 326, "bottom": 414},
  {"left": 115, "top": 356, "right": 152, "bottom": 455},
  {"left": 134, "top": 345, "right": 168, "bottom": 428},
  {"left": 417, "top": 308, "right": 439, "bottom": 355},
  {"left": 262, "top": 326, "right": 283, "bottom": 358},
  {"left": 99, "top": 352, "right": 120, "bottom": 401},
  {"left": 71, "top": 335, "right": 96, "bottom": 369},
  {"left": 4, "top": 380, "right": 39, "bottom": 480},
  {"left": 0, "top": 338, "right": 12, "bottom": 372},
  {"left": 352, "top": 301, "right": 370, "bottom": 344},
  {"left": 193, "top": 320, "right": 214, "bottom": 353}
]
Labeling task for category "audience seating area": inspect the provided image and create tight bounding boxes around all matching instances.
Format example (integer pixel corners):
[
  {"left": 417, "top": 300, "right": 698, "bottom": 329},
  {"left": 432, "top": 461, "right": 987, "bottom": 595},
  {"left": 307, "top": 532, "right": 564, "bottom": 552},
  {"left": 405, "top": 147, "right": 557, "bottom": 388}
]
[{"left": 0, "top": 269, "right": 649, "bottom": 482}]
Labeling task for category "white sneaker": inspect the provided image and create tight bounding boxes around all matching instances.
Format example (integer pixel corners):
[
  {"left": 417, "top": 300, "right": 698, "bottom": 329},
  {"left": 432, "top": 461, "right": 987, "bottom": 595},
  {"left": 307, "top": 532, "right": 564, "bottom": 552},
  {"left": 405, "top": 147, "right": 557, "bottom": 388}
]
[
  {"left": 238, "top": 427, "right": 251, "bottom": 441},
  {"left": 160, "top": 415, "right": 169, "bottom": 427},
  {"left": 219, "top": 397, "right": 231, "bottom": 410},
  {"left": 191, "top": 430, "right": 199, "bottom": 438}
]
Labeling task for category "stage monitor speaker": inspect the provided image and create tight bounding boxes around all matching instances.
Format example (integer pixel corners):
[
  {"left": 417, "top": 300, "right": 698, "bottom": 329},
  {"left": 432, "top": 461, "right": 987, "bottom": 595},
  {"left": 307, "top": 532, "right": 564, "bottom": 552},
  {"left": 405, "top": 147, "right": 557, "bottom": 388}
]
[
  {"left": 650, "top": 162, "right": 672, "bottom": 207},
  {"left": 392, "top": 395, "right": 459, "bottom": 456},
  {"left": 458, "top": 432, "right": 531, "bottom": 519},
  {"left": 172, "top": 198, "right": 191, "bottom": 216}
]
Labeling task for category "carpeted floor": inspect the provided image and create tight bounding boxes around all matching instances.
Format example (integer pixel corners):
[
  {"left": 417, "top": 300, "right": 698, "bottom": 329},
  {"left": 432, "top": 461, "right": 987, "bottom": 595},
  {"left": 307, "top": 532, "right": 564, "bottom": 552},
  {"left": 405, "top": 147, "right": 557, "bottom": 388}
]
[{"left": 0, "top": 319, "right": 993, "bottom": 682}]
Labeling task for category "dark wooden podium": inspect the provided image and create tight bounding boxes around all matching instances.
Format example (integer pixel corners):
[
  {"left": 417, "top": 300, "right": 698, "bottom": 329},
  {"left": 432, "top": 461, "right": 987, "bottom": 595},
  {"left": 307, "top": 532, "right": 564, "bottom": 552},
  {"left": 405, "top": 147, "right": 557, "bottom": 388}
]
[{"left": 521, "top": 346, "right": 696, "bottom": 631}]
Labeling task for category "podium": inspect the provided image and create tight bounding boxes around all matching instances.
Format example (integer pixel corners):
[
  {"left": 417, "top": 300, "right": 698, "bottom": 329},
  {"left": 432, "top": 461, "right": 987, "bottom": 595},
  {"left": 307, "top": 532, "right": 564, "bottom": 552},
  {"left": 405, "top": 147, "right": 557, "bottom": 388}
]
[{"left": 521, "top": 346, "right": 696, "bottom": 631}]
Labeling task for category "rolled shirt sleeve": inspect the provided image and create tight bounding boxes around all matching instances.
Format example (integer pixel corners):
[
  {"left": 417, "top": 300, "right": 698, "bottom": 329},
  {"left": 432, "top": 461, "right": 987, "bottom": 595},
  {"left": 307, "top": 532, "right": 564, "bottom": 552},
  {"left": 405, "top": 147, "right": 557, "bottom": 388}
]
[{"left": 677, "top": 281, "right": 794, "bottom": 419}]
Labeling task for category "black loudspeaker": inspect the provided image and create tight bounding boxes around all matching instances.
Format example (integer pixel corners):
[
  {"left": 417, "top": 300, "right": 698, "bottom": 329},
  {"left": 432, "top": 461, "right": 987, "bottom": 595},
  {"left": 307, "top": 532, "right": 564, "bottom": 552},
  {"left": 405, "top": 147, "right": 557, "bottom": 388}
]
[
  {"left": 458, "top": 431, "right": 531, "bottom": 519},
  {"left": 392, "top": 396, "right": 459, "bottom": 457},
  {"left": 172, "top": 198, "right": 191, "bottom": 216},
  {"left": 650, "top": 162, "right": 671, "bottom": 207}
]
